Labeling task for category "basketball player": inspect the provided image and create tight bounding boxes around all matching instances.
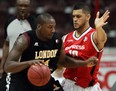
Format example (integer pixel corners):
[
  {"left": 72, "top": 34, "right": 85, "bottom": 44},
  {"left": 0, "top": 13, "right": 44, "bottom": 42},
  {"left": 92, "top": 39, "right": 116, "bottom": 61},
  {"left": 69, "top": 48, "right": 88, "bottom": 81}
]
[
  {"left": 0, "top": 0, "right": 36, "bottom": 91},
  {"left": 62, "top": 2, "right": 110, "bottom": 91},
  {"left": 4, "top": 13, "right": 98, "bottom": 91}
]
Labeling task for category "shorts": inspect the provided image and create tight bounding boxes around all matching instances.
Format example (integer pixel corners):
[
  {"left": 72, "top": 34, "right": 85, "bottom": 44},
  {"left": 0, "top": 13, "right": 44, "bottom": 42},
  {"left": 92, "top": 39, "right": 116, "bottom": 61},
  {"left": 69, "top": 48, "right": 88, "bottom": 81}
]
[
  {"left": 0, "top": 72, "right": 7, "bottom": 91},
  {"left": 62, "top": 79, "right": 102, "bottom": 91},
  {"left": 8, "top": 73, "right": 64, "bottom": 91}
]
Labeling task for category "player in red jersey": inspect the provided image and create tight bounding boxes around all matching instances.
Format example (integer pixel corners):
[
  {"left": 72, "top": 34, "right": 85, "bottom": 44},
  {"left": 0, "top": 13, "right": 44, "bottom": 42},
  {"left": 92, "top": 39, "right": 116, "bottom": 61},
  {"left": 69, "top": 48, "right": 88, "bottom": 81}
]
[{"left": 62, "top": 2, "right": 110, "bottom": 91}]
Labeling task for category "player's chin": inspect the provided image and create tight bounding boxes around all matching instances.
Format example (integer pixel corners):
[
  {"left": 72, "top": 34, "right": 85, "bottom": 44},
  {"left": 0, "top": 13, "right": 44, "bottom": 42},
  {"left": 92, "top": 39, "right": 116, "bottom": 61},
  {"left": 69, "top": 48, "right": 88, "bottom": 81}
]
[
  {"left": 46, "top": 36, "right": 52, "bottom": 40},
  {"left": 48, "top": 34, "right": 54, "bottom": 39},
  {"left": 74, "top": 25, "right": 79, "bottom": 29},
  {"left": 74, "top": 24, "right": 80, "bottom": 28}
]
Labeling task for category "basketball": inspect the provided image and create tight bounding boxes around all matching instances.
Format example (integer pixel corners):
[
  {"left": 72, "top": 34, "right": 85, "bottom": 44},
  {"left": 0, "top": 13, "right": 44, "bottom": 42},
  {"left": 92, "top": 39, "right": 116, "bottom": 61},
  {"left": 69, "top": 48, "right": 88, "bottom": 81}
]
[{"left": 27, "top": 64, "right": 51, "bottom": 86}]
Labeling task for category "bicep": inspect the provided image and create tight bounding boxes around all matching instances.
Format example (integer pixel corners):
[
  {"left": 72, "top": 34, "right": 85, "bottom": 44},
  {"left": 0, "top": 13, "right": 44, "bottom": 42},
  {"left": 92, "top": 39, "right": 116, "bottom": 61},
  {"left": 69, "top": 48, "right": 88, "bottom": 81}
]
[
  {"left": 6, "top": 35, "right": 28, "bottom": 62},
  {"left": 3, "top": 40, "right": 9, "bottom": 51}
]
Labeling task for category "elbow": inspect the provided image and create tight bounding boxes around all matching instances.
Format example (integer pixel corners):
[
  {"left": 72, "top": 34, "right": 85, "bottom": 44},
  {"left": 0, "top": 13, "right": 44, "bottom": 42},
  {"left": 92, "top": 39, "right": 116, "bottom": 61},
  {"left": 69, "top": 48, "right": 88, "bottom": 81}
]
[
  {"left": 4, "top": 63, "right": 8, "bottom": 73},
  {"left": 4, "top": 62, "right": 10, "bottom": 73},
  {"left": 104, "top": 34, "right": 107, "bottom": 43}
]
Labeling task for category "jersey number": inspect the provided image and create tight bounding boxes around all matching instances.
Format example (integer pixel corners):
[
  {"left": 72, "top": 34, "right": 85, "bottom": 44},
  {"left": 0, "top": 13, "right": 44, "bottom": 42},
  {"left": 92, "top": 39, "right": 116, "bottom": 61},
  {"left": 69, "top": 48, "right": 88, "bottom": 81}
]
[{"left": 69, "top": 50, "right": 78, "bottom": 57}]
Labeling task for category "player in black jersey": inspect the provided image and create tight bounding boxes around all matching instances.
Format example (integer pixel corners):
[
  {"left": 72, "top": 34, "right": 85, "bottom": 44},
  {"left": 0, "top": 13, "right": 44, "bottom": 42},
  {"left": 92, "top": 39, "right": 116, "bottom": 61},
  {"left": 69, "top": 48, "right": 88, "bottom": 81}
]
[
  {"left": 0, "top": 0, "right": 36, "bottom": 91},
  {"left": 4, "top": 13, "right": 98, "bottom": 91}
]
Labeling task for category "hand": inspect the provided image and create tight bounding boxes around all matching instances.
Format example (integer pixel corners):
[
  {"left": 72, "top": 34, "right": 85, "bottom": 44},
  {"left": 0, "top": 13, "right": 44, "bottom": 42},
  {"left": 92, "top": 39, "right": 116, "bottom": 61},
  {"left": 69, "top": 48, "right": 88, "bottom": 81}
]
[
  {"left": 95, "top": 10, "right": 110, "bottom": 28},
  {"left": 86, "top": 56, "right": 98, "bottom": 67},
  {"left": 28, "top": 60, "right": 45, "bottom": 66}
]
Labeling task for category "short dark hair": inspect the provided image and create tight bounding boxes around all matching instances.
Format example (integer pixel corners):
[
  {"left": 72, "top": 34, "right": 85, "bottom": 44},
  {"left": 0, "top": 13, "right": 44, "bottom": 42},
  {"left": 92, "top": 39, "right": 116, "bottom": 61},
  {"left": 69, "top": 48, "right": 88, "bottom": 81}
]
[
  {"left": 36, "top": 13, "right": 54, "bottom": 25},
  {"left": 72, "top": 2, "right": 90, "bottom": 14}
]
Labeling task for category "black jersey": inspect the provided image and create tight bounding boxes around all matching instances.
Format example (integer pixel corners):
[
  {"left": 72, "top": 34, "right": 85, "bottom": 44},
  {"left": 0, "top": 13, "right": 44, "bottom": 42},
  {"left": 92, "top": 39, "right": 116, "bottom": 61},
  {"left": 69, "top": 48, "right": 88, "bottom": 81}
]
[{"left": 20, "top": 31, "right": 62, "bottom": 73}]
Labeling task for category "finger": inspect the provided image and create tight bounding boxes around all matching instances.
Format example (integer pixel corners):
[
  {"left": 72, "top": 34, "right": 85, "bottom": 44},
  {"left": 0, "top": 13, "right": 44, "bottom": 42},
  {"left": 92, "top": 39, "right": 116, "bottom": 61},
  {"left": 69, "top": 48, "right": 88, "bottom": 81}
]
[
  {"left": 103, "top": 10, "right": 110, "bottom": 18},
  {"left": 33, "top": 60, "right": 44, "bottom": 65},
  {"left": 96, "top": 11, "right": 100, "bottom": 18},
  {"left": 102, "top": 10, "right": 110, "bottom": 21},
  {"left": 33, "top": 61, "right": 40, "bottom": 65},
  {"left": 103, "top": 22, "right": 108, "bottom": 26},
  {"left": 103, "top": 15, "right": 110, "bottom": 22},
  {"left": 39, "top": 61, "right": 45, "bottom": 64}
]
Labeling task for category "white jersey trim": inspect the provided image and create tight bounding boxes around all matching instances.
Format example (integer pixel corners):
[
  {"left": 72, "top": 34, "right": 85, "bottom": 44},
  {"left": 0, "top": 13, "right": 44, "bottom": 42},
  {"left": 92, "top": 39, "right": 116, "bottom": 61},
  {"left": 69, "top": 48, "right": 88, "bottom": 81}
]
[
  {"left": 73, "top": 27, "right": 92, "bottom": 40},
  {"left": 91, "top": 32, "right": 103, "bottom": 52},
  {"left": 62, "top": 34, "right": 68, "bottom": 43},
  {"left": 6, "top": 73, "right": 11, "bottom": 91}
]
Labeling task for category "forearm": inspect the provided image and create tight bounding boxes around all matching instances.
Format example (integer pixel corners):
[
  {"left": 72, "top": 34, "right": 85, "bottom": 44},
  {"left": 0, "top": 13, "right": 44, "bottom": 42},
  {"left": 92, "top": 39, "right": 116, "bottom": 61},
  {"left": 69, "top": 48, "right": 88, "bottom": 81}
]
[
  {"left": 58, "top": 56, "right": 87, "bottom": 68},
  {"left": 4, "top": 61, "right": 30, "bottom": 73},
  {"left": 95, "top": 26, "right": 107, "bottom": 43},
  {"left": 1, "top": 42, "right": 9, "bottom": 70}
]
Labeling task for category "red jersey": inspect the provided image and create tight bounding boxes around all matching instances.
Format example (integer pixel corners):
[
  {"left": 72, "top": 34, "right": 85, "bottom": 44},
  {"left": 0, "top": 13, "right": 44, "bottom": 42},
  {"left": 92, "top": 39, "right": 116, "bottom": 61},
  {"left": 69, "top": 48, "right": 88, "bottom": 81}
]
[{"left": 63, "top": 27, "right": 103, "bottom": 88}]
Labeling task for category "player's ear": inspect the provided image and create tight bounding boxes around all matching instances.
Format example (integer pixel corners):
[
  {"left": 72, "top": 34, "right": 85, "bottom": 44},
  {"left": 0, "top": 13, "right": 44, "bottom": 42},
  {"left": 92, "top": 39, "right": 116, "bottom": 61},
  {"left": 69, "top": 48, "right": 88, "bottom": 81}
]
[
  {"left": 37, "top": 24, "right": 41, "bottom": 30},
  {"left": 86, "top": 14, "right": 91, "bottom": 21}
]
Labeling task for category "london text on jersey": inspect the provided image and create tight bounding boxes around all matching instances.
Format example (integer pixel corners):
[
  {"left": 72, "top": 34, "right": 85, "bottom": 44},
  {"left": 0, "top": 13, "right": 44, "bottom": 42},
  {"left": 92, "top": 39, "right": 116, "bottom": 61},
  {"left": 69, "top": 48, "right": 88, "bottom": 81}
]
[{"left": 35, "top": 49, "right": 58, "bottom": 59}]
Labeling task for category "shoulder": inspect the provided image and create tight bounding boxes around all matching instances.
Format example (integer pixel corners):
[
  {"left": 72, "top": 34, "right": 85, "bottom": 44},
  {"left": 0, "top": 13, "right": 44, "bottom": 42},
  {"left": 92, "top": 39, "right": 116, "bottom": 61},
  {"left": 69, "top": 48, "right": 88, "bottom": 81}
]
[
  {"left": 14, "top": 33, "right": 29, "bottom": 49},
  {"left": 24, "top": 30, "right": 35, "bottom": 37},
  {"left": 10, "top": 34, "right": 29, "bottom": 53},
  {"left": 62, "top": 34, "right": 67, "bottom": 42},
  {"left": 22, "top": 31, "right": 35, "bottom": 43},
  {"left": 89, "top": 27, "right": 96, "bottom": 33},
  {"left": 5, "top": 16, "right": 16, "bottom": 29},
  {"left": 62, "top": 31, "right": 74, "bottom": 42}
]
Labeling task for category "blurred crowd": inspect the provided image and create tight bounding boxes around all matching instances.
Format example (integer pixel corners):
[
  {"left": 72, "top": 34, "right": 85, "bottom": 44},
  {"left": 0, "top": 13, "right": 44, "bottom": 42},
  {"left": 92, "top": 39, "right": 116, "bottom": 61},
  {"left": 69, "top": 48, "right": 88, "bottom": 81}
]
[{"left": 0, "top": 0, "right": 116, "bottom": 48}]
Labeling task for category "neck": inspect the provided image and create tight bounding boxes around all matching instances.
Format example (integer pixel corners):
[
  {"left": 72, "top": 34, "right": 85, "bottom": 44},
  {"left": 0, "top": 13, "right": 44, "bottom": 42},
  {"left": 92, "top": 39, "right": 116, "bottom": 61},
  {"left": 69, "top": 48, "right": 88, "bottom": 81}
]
[
  {"left": 36, "top": 29, "right": 47, "bottom": 41},
  {"left": 17, "top": 13, "right": 30, "bottom": 20},
  {"left": 75, "top": 23, "right": 90, "bottom": 37}
]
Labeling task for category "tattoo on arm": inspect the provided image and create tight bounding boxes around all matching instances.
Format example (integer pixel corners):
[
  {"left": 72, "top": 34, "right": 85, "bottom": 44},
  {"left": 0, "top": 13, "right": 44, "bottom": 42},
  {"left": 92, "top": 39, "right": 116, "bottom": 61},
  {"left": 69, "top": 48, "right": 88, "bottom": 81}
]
[{"left": 7, "top": 35, "right": 28, "bottom": 62}]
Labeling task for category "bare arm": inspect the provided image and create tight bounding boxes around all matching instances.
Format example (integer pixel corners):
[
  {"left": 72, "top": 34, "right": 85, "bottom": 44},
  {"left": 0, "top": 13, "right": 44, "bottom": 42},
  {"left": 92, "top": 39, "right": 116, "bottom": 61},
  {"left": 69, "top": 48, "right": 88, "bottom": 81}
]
[
  {"left": 93, "top": 10, "right": 110, "bottom": 50},
  {"left": 0, "top": 40, "right": 9, "bottom": 74},
  {"left": 4, "top": 35, "right": 42, "bottom": 73},
  {"left": 57, "top": 45, "right": 98, "bottom": 68},
  {"left": 2, "top": 40, "right": 9, "bottom": 63}
]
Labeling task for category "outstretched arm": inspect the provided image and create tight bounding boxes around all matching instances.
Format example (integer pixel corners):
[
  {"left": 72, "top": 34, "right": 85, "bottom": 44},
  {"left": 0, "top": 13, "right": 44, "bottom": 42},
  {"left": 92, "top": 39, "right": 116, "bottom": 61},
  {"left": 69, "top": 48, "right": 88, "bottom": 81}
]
[
  {"left": 58, "top": 45, "right": 98, "bottom": 68},
  {"left": 93, "top": 10, "right": 110, "bottom": 50}
]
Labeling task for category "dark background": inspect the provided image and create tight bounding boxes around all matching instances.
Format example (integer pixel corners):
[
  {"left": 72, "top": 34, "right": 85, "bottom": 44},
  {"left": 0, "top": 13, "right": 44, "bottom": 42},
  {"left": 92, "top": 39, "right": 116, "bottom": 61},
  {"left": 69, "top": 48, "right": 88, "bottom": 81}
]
[{"left": 0, "top": 0, "right": 116, "bottom": 48}]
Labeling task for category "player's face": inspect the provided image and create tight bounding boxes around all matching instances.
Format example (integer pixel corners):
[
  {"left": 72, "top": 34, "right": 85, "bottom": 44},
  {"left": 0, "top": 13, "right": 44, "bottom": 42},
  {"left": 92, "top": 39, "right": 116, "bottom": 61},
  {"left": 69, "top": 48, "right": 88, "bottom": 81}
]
[
  {"left": 72, "top": 9, "right": 90, "bottom": 30},
  {"left": 39, "top": 18, "right": 56, "bottom": 40},
  {"left": 16, "top": 0, "right": 31, "bottom": 19}
]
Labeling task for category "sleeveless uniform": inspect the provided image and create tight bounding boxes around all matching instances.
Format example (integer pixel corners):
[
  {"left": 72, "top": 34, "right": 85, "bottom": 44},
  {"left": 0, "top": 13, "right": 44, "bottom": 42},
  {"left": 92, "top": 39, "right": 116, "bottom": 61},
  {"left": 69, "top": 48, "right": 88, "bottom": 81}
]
[
  {"left": 9, "top": 31, "right": 63, "bottom": 91},
  {"left": 0, "top": 15, "right": 36, "bottom": 91},
  {"left": 62, "top": 27, "right": 102, "bottom": 91}
]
